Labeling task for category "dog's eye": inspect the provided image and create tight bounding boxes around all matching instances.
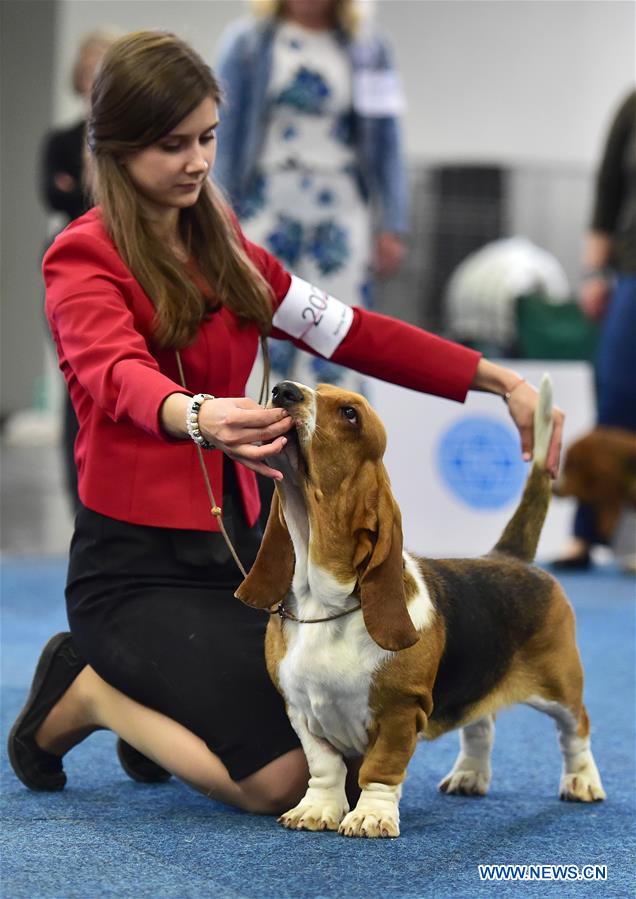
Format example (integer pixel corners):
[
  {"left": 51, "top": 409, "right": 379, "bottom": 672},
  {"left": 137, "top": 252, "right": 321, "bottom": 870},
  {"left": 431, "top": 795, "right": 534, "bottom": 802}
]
[{"left": 340, "top": 406, "right": 358, "bottom": 425}]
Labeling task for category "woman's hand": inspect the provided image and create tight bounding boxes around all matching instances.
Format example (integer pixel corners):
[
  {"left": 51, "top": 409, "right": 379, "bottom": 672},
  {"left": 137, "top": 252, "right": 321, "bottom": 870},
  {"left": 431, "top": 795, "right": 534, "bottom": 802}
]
[
  {"left": 53, "top": 172, "right": 77, "bottom": 193},
  {"left": 197, "top": 397, "right": 293, "bottom": 480},
  {"left": 373, "top": 232, "right": 407, "bottom": 279},
  {"left": 579, "top": 230, "right": 613, "bottom": 320},
  {"left": 471, "top": 360, "right": 564, "bottom": 477},
  {"left": 579, "top": 276, "right": 611, "bottom": 320},
  {"left": 160, "top": 393, "right": 293, "bottom": 480},
  {"left": 504, "top": 380, "right": 564, "bottom": 478}
]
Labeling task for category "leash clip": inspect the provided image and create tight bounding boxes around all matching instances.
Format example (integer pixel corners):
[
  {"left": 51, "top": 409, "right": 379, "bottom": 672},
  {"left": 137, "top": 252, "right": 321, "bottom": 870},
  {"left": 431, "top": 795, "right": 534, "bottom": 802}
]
[{"left": 276, "top": 602, "right": 287, "bottom": 621}]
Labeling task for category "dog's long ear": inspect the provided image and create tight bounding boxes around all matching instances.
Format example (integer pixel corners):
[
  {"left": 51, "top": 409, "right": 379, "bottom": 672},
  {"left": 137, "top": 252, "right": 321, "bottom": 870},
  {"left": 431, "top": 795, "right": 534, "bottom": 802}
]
[
  {"left": 235, "top": 489, "right": 294, "bottom": 609},
  {"left": 355, "top": 471, "right": 420, "bottom": 652}
]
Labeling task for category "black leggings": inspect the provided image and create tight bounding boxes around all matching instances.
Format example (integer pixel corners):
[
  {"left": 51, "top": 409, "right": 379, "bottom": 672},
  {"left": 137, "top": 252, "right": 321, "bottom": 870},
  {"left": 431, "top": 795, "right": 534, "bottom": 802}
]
[{"left": 65, "top": 467, "right": 300, "bottom": 781}]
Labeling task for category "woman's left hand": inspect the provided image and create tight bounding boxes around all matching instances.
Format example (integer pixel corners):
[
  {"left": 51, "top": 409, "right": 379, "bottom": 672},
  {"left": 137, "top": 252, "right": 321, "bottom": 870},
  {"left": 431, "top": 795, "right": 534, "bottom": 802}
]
[
  {"left": 505, "top": 380, "right": 564, "bottom": 478},
  {"left": 471, "top": 360, "right": 564, "bottom": 477},
  {"left": 373, "top": 232, "right": 407, "bottom": 278}
]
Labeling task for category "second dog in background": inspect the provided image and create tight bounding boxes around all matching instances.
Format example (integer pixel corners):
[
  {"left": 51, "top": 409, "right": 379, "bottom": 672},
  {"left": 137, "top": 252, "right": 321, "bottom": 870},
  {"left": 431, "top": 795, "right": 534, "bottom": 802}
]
[{"left": 553, "top": 427, "right": 636, "bottom": 571}]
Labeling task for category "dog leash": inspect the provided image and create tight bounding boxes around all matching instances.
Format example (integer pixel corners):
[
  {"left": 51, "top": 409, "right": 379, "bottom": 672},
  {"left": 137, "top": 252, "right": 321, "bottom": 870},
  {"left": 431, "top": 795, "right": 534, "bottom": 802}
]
[
  {"left": 175, "top": 348, "right": 254, "bottom": 579},
  {"left": 271, "top": 600, "right": 361, "bottom": 623},
  {"left": 176, "top": 347, "right": 362, "bottom": 625}
]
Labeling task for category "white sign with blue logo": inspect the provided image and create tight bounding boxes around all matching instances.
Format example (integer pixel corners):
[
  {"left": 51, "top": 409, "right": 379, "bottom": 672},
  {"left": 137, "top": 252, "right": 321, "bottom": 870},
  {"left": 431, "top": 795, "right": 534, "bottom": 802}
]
[
  {"left": 437, "top": 416, "right": 527, "bottom": 510},
  {"left": 368, "top": 362, "right": 595, "bottom": 559}
]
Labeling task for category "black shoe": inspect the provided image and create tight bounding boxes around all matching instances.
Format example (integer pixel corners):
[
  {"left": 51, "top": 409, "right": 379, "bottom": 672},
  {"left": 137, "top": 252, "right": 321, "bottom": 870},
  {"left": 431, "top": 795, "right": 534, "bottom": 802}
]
[
  {"left": 116, "top": 739, "right": 172, "bottom": 784},
  {"left": 550, "top": 550, "right": 592, "bottom": 571},
  {"left": 7, "top": 632, "right": 86, "bottom": 791}
]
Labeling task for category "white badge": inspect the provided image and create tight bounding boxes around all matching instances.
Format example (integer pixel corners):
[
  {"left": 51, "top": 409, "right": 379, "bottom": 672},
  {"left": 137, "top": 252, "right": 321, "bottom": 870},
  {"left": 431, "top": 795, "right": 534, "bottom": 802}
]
[
  {"left": 352, "top": 70, "right": 406, "bottom": 117},
  {"left": 273, "top": 275, "right": 354, "bottom": 358}
]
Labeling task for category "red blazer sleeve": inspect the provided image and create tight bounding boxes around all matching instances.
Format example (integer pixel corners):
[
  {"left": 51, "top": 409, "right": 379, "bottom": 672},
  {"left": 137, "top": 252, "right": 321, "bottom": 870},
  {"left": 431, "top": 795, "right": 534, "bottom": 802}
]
[
  {"left": 44, "top": 229, "right": 185, "bottom": 438},
  {"left": 241, "top": 233, "right": 481, "bottom": 403},
  {"left": 331, "top": 307, "right": 481, "bottom": 403}
]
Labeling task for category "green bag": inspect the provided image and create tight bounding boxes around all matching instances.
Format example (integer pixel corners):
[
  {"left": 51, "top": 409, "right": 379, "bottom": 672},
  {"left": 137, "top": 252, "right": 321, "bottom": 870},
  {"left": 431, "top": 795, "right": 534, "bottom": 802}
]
[{"left": 516, "top": 293, "right": 599, "bottom": 361}]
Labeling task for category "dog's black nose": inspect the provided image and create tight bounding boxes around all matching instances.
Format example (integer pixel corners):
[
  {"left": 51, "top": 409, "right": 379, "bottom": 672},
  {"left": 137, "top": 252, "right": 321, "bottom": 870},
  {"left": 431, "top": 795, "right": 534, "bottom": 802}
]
[{"left": 272, "top": 381, "right": 304, "bottom": 408}]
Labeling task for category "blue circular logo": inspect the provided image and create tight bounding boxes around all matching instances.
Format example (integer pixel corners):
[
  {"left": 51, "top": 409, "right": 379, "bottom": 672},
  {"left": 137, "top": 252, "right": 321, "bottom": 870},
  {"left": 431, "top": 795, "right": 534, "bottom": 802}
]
[{"left": 437, "top": 417, "right": 526, "bottom": 510}]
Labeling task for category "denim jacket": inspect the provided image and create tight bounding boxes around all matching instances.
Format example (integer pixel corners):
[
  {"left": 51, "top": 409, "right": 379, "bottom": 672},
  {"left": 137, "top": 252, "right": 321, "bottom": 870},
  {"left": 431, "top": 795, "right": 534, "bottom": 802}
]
[{"left": 214, "top": 17, "right": 409, "bottom": 235}]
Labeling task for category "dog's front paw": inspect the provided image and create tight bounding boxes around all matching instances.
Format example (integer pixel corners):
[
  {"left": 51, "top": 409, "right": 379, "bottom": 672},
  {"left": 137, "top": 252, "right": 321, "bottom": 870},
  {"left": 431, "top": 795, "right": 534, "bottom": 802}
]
[
  {"left": 338, "top": 784, "right": 401, "bottom": 838},
  {"left": 438, "top": 768, "right": 490, "bottom": 796},
  {"left": 278, "top": 792, "right": 349, "bottom": 832},
  {"left": 339, "top": 807, "right": 399, "bottom": 838},
  {"left": 559, "top": 772, "right": 606, "bottom": 803}
]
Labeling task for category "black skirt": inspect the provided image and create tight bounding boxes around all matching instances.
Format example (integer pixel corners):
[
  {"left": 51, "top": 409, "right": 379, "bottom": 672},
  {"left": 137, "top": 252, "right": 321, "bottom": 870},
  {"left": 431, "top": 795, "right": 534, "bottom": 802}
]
[{"left": 65, "top": 463, "right": 300, "bottom": 781}]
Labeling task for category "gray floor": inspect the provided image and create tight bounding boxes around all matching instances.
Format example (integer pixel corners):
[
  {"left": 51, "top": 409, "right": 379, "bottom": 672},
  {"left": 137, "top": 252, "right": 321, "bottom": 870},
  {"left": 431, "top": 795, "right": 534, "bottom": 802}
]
[{"left": 1, "top": 441, "right": 74, "bottom": 557}]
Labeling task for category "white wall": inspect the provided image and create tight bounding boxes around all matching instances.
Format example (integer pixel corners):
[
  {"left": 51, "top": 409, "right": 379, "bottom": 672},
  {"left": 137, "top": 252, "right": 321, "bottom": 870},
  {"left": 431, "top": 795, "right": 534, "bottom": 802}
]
[
  {"left": 52, "top": 1, "right": 242, "bottom": 124},
  {"left": 0, "top": 1, "right": 57, "bottom": 417},
  {"left": 55, "top": 0, "right": 635, "bottom": 167},
  {"left": 372, "top": 361, "right": 594, "bottom": 559},
  {"left": 376, "top": 0, "right": 635, "bottom": 166}
]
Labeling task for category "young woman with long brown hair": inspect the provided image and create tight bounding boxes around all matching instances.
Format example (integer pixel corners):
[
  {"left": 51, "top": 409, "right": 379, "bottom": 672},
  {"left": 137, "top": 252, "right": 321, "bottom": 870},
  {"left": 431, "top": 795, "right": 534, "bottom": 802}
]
[{"left": 9, "top": 30, "right": 563, "bottom": 814}]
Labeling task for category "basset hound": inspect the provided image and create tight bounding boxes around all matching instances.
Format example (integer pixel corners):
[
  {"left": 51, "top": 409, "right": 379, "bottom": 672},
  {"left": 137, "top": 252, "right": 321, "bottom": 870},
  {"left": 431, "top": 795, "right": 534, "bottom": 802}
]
[{"left": 236, "top": 378, "right": 605, "bottom": 838}]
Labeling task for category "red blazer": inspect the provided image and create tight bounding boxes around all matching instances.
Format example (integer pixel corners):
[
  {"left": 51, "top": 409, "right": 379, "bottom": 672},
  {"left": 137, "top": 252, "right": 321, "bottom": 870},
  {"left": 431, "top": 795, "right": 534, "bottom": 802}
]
[{"left": 44, "top": 209, "right": 480, "bottom": 530}]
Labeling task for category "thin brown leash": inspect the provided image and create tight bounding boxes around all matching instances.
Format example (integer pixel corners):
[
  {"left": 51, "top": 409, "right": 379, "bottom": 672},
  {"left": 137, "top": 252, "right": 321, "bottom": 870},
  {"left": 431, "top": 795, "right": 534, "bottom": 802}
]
[
  {"left": 270, "top": 600, "right": 361, "bottom": 623},
  {"left": 257, "top": 336, "right": 272, "bottom": 408},
  {"left": 175, "top": 347, "right": 254, "bottom": 579}
]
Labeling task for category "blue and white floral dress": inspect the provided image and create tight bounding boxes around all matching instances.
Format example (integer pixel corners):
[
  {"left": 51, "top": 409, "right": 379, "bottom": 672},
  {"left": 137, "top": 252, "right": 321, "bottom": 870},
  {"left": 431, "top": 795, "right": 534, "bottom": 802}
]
[{"left": 238, "top": 21, "right": 371, "bottom": 390}]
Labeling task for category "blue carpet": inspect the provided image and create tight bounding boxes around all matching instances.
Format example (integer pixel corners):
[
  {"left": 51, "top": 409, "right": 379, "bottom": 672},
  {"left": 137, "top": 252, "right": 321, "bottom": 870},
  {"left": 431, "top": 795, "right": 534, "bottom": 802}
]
[{"left": 1, "top": 558, "right": 635, "bottom": 898}]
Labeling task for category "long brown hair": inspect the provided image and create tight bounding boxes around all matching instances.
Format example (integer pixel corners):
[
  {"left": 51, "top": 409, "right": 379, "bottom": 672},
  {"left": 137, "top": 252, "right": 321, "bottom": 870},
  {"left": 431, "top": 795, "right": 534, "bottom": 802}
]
[{"left": 88, "top": 30, "right": 273, "bottom": 348}]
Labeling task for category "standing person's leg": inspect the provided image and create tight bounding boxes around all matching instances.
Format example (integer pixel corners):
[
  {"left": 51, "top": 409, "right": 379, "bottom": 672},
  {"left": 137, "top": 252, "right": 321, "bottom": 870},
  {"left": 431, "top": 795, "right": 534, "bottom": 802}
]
[
  {"left": 595, "top": 275, "right": 636, "bottom": 431},
  {"left": 556, "top": 275, "right": 636, "bottom": 566}
]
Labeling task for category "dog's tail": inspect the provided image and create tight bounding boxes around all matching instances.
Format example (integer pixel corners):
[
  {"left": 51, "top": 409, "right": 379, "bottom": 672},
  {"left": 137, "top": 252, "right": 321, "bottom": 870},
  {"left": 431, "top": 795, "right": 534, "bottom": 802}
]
[{"left": 490, "top": 375, "right": 553, "bottom": 563}]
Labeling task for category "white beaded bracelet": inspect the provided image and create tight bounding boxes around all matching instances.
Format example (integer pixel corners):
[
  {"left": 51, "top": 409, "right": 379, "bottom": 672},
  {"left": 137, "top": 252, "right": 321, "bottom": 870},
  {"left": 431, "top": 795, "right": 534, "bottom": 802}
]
[{"left": 186, "top": 393, "right": 215, "bottom": 449}]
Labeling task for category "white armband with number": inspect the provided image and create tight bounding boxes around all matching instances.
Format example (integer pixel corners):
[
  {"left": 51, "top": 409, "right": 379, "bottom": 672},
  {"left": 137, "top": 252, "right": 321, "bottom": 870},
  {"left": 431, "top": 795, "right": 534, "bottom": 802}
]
[{"left": 272, "top": 275, "right": 354, "bottom": 358}]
